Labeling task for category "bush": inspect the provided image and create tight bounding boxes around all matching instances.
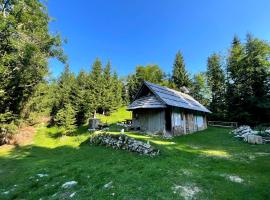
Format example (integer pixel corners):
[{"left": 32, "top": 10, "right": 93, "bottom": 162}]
[{"left": 0, "top": 123, "right": 17, "bottom": 145}]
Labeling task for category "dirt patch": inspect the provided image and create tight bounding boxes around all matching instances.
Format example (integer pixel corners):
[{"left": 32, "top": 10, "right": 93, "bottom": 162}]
[{"left": 9, "top": 126, "right": 36, "bottom": 146}]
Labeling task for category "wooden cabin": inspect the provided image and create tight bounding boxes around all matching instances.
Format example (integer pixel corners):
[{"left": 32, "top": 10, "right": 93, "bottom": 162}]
[{"left": 127, "top": 81, "right": 211, "bottom": 136}]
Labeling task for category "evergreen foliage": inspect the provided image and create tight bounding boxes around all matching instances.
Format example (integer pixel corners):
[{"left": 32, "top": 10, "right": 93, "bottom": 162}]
[
  {"left": 226, "top": 34, "right": 270, "bottom": 125},
  {"left": 206, "top": 53, "right": 226, "bottom": 120},
  {"left": 54, "top": 103, "right": 76, "bottom": 134},
  {"left": 50, "top": 60, "right": 124, "bottom": 128},
  {"left": 0, "top": 0, "right": 269, "bottom": 136},
  {"left": 75, "top": 70, "right": 91, "bottom": 125},
  {"left": 89, "top": 58, "right": 103, "bottom": 117},
  {"left": 126, "top": 65, "right": 166, "bottom": 102},
  {"left": 191, "top": 73, "right": 211, "bottom": 106},
  {"left": 0, "top": 0, "right": 65, "bottom": 122},
  {"left": 172, "top": 51, "right": 191, "bottom": 89}
]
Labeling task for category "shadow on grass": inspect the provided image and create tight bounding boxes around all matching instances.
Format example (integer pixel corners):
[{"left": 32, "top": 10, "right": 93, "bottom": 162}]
[
  {"left": 1, "top": 127, "right": 270, "bottom": 199},
  {"left": 48, "top": 131, "right": 63, "bottom": 139},
  {"left": 79, "top": 137, "right": 90, "bottom": 147},
  {"left": 46, "top": 125, "right": 90, "bottom": 139}
]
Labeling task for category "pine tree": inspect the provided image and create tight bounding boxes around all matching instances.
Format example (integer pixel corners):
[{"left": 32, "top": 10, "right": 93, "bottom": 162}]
[
  {"left": 226, "top": 34, "right": 270, "bottom": 124},
  {"left": 55, "top": 103, "right": 76, "bottom": 135},
  {"left": 101, "top": 61, "right": 113, "bottom": 114},
  {"left": 75, "top": 70, "right": 90, "bottom": 125},
  {"left": 226, "top": 36, "right": 246, "bottom": 122},
  {"left": 51, "top": 65, "right": 77, "bottom": 128},
  {"left": 191, "top": 73, "right": 211, "bottom": 106},
  {"left": 111, "top": 72, "right": 123, "bottom": 111},
  {"left": 244, "top": 34, "right": 270, "bottom": 124},
  {"left": 172, "top": 51, "right": 191, "bottom": 90},
  {"left": 206, "top": 53, "right": 226, "bottom": 120},
  {"left": 89, "top": 58, "right": 103, "bottom": 117}
]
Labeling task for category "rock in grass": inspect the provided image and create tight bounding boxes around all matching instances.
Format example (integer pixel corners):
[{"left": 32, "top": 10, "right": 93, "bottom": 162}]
[
  {"left": 247, "top": 135, "right": 263, "bottom": 144},
  {"left": 37, "top": 173, "right": 48, "bottom": 178},
  {"left": 103, "top": 181, "right": 113, "bottom": 189},
  {"left": 61, "top": 181, "right": 78, "bottom": 189},
  {"left": 89, "top": 133, "right": 160, "bottom": 156},
  {"left": 69, "top": 192, "right": 76, "bottom": 198},
  {"left": 2, "top": 191, "right": 10, "bottom": 195}
]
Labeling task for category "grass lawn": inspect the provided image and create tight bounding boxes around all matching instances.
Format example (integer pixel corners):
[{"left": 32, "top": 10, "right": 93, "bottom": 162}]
[
  {"left": 96, "top": 107, "right": 132, "bottom": 124},
  {"left": 0, "top": 108, "right": 270, "bottom": 199}
]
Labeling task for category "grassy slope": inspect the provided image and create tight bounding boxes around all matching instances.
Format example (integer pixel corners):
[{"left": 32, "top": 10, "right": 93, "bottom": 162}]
[
  {"left": 96, "top": 107, "right": 131, "bottom": 124},
  {"left": 0, "top": 108, "right": 270, "bottom": 200}
]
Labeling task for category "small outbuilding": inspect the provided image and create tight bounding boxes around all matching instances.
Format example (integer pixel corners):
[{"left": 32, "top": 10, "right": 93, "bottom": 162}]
[{"left": 127, "top": 81, "right": 211, "bottom": 136}]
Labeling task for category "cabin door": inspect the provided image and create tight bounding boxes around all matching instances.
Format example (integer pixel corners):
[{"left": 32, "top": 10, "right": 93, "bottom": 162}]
[{"left": 165, "top": 109, "right": 172, "bottom": 132}]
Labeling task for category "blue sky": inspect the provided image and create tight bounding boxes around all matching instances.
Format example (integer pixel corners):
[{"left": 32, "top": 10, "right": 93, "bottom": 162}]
[{"left": 48, "top": 0, "right": 270, "bottom": 78}]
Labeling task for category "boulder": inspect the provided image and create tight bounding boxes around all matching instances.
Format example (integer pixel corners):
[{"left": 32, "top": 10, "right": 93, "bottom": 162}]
[
  {"left": 61, "top": 181, "right": 78, "bottom": 189},
  {"left": 247, "top": 135, "right": 263, "bottom": 144}
]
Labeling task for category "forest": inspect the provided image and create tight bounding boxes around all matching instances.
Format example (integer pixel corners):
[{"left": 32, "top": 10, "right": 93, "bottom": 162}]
[{"left": 1, "top": 0, "right": 270, "bottom": 144}]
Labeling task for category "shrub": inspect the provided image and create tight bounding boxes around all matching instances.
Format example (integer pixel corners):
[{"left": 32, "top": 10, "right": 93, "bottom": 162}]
[
  {"left": 0, "top": 123, "right": 17, "bottom": 145},
  {"left": 54, "top": 104, "right": 77, "bottom": 135}
]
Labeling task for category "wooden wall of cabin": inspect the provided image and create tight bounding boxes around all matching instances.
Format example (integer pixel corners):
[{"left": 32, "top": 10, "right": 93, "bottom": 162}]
[
  {"left": 132, "top": 109, "right": 165, "bottom": 134},
  {"left": 171, "top": 108, "right": 207, "bottom": 136},
  {"left": 171, "top": 107, "right": 186, "bottom": 136}
]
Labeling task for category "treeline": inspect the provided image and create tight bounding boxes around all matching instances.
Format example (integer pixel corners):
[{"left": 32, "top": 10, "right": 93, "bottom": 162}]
[
  {"left": 126, "top": 53, "right": 210, "bottom": 110},
  {"left": 126, "top": 34, "right": 270, "bottom": 125},
  {"left": 0, "top": 0, "right": 125, "bottom": 139},
  {"left": 0, "top": 0, "right": 66, "bottom": 140},
  {"left": 1, "top": 0, "right": 270, "bottom": 143},
  {"left": 50, "top": 60, "right": 124, "bottom": 134}
]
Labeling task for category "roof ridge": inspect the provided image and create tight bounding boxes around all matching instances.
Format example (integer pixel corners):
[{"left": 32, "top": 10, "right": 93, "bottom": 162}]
[{"left": 143, "top": 81, "right": 211, "bottom": 113}]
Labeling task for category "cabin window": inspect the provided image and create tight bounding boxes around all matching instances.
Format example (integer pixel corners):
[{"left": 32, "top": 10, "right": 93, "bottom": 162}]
[
  {"left": 196, "top": 116, "right": 204, "bottom": 128},
  {"left": 173, "top": 112, "right": 181, "bottom": 126}
]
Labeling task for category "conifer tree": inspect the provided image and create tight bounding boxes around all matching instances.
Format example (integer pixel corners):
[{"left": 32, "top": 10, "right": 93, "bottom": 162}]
[
  {"left": 206, "top": 53, "right": 226, "bottom": 120},
  {"left": 51, "top": 65, "right": 77, "bottom": 130},
  {"left": 101, "top": 61, "right": 113, "bottom": 114},
  {"left": 75, "top": 70, "right": 90, "bottom": 125},
  {"left": 89, "top": 58, "right": 103, "bottom": 117},
  {"left": 172, "top": 51, "right": 191, "bottom": 89},
  {"left": 191, "top": 73, "right": 211, "bottom": 106},
  {"left": 226, "top": 36, "right": 245, "bottom": 122},
  {"left": 226, "top": 34, "right": 270, "bottom": 124},
  {"left": 111, "top": 72, "right": 123, "bottom": 111},
  {"left": 243, "top": 34, "right": 270, "bottom": 124},
  {"left": 55, "top": 103, "right": 76, "bottom": 135}
]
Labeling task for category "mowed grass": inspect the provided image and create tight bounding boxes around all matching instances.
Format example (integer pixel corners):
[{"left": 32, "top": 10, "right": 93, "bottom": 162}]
[
  {"left": 0, "top": 108, "right": 270, "bottom": 199},
  {"left": 96, "top": 107, "right": 132, "bottom": 124}
]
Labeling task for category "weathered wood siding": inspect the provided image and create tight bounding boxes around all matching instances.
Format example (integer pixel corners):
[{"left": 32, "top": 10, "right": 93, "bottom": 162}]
[
  {"left": 171, "top": 108, "right": 186, "bottom": 136},
  {"left": 171, "top": 108, "right": 207, "bottom": 135},
  {"left": 132, "top": 109, "right": 165, "bottom": 134}
]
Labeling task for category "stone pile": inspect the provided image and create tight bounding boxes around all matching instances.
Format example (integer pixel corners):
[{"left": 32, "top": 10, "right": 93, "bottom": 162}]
[
  {"left": 89, "top": 133, "right": 160, "bottom": 156},
  {"left": 231, "top": 126, "right": 263, "bottom": 144},
  {"left": 116, "top": 122, "right": 131, "bottom": 129}
]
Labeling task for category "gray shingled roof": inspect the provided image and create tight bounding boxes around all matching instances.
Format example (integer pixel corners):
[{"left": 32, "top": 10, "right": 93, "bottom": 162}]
[
  {"left": 127, "top": 95, "right": 166, "bottom": 110},
  {"left": 128, "top": 81, "right": 211, "bottom": 113}
]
